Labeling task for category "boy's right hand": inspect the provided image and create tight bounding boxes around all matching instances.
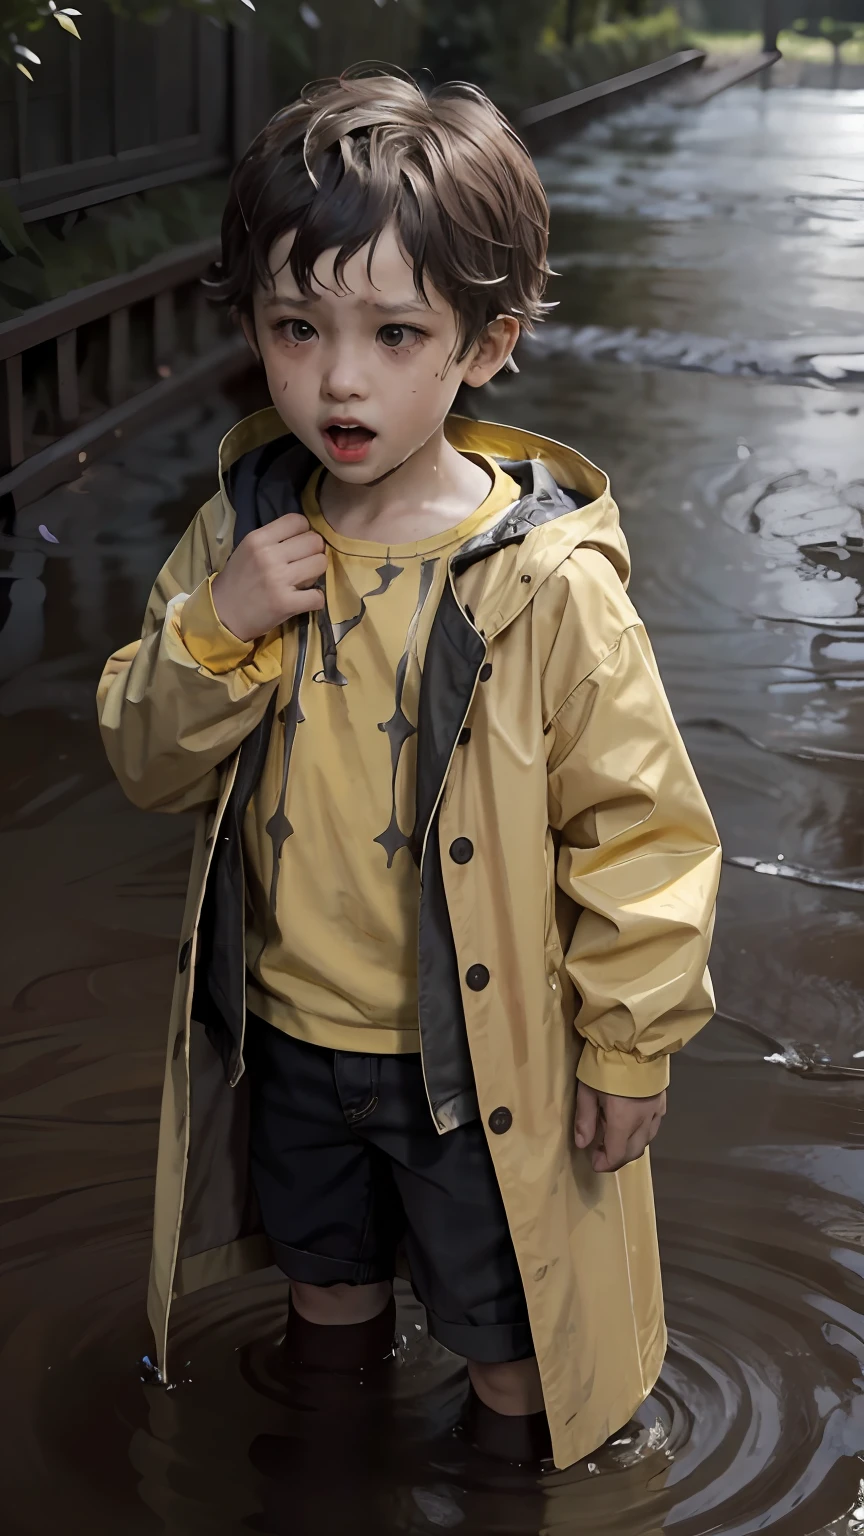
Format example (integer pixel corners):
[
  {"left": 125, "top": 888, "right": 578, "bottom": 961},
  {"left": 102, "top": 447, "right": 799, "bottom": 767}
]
[{"left": 210, "top": 514, "right": 328, "bottom": 642}]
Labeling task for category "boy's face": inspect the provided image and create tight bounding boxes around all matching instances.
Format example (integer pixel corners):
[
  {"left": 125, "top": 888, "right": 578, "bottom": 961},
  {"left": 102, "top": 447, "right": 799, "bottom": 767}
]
[{"left": 245, "top": 220, "right": 516, "bottom": 481}]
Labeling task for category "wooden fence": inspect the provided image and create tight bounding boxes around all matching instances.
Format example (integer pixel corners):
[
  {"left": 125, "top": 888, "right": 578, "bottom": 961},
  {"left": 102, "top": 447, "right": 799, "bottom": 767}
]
[
  {"left": 0, "top": 2, "right": 431, "bottom": 515},
  {"left": 0, "top": 4, "right": 267, "bottom": 514},
  {"left": 1, "top": 5, "right": 239, "bottom": 224},
  {"left": 0, "top": 239, "right": 248, "bottom": 511}
]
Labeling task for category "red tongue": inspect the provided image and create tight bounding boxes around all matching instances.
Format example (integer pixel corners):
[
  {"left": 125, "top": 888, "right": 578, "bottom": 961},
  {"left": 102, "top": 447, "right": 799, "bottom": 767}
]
[{"left": 330, "top": 426, "right": 374, "bottom": 449}]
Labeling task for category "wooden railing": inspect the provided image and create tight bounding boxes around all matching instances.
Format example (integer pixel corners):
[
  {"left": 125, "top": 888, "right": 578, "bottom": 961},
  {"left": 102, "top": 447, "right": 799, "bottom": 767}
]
[
  {"left": 520, "top": 49, "right": 706, "bottom": 148},
  {"left": 0, "top": 238, "right": 250, "bottom": 511}
]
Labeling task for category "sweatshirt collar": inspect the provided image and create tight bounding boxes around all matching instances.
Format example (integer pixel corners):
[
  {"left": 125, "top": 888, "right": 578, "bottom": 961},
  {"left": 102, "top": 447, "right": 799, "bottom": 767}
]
[{"left": 216, "top": 409, "right": 630, "bottom": 638}]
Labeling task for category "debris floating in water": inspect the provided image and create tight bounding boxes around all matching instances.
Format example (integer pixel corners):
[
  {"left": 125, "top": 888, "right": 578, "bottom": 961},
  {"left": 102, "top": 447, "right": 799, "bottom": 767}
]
[
  {"left": 728, "top": 856, "right": 864, "bottom": 894},
  {"left": 763, "top": 1045, "right": 864, "bottom": 1080},
  {"left": 38, "top": 524, "right": 59, "bottom": 544},
  {"left": 139, "top": 1354, "right": 163, "bottom": 1385},
  {"left": 411, "top": 1487, "right": 464, "bottom": 1527}
]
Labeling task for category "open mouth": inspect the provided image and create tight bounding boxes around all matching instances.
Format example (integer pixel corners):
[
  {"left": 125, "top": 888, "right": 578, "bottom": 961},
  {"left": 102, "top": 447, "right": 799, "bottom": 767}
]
[{"left": 322, "top": 423, "right": 377, "bottom": 461}]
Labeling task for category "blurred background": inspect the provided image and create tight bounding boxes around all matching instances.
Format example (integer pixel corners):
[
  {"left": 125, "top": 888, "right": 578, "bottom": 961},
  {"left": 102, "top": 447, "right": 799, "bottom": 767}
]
[
  {"left": 2, "top": 4, "right": 864, "bottom": 1534},
  {"left": 2, "top": 0, "right": 864, "bottom": 327}
]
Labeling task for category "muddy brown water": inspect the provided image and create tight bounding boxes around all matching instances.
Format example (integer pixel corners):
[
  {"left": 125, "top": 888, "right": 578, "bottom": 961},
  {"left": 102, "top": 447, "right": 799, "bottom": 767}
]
[{"left": 2, "top": 85, "right": 864, "bottom": 1534}]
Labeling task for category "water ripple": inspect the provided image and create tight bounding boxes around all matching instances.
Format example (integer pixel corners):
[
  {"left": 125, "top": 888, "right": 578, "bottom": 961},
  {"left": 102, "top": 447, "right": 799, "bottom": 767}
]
[{"left": 525, "top": 323, "right": 864, "bottom": 384}]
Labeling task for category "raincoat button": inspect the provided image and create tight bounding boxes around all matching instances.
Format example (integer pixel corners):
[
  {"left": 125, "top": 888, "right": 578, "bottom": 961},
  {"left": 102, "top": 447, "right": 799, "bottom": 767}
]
[
  {"left": 521, "top": 573, "right": 532, "bottom": 584},
  {"left": 479, "top": 663, "right": 492, "bottom": 682},
  {"left": 178, "top": 939, "right": 191, "bottom": 973},
  {"left": 489, "top": 1106, "right": 512, "bottom": 1134},
  {"left": 466, "top": 963, "right": 490, "bottom": 991},
  {"left": 449, "top": 837, "right": 474, "bottom": 864},
  {"left": 458, "top": 727, "right": 471, "bottom": 746}
]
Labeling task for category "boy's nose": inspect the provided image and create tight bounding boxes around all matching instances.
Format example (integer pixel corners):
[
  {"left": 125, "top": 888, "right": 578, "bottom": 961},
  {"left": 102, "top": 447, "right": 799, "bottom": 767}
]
[{"left": 322, "top": 347, "right": 369, "bottom": 402}]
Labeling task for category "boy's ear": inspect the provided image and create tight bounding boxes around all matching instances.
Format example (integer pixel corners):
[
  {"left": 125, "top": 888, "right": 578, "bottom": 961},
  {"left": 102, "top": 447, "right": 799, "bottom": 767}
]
[
  {"left": 461, "top": 315, "right": 521, "bottom": 389},
  {"left": 240, "top": 311, "right": 260, "bottom": 360}
]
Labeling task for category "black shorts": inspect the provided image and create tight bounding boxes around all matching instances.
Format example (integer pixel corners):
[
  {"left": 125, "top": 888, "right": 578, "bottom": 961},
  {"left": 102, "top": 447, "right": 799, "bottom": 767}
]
[{"left": 244, "top": 1014, "right": 533, "bottom": 1364}]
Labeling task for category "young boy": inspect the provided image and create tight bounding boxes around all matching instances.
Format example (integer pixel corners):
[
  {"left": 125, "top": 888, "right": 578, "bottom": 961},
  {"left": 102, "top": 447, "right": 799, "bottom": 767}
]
[{"left": 97, "top": 67, "right": 720, "bottom": 1472}]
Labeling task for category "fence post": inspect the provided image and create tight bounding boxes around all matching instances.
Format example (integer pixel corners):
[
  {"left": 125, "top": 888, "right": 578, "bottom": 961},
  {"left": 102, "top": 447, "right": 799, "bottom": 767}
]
[
  {"left": 0, "top": 356, "right": 25, "bottom": 473},
  {"left": 154, "top": 290, "right": 176, "bottom": 374},
  {"left": 762, "top": 0, "right": 779, "bottom": 54},
  {"left": 192, "top": 285, "right": 212, "bottom": 355},
  {"left": 56, "top": 332, "right": 80, "bottom": 426},
  {"left": 232, "top": 25, "right": 256, "bottom": 160},
  {"left": 108, "top": 308, "right": 130, "bottom": 406}
]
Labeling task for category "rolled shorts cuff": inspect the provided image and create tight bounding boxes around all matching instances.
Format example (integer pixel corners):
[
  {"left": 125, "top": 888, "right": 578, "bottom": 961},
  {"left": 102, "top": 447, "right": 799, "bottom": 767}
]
[
  {"left": 427, "top": 1314, "right": 535, "bottom": 1364},
  {"left": 270, "top": 1239, "right": 392, "bottom": 1288}
]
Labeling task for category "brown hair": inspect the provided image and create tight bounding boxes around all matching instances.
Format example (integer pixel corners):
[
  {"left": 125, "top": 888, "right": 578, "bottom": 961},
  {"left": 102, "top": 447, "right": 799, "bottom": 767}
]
[{"left": 208, "top": 64, "right": 553, "bottom": 368}]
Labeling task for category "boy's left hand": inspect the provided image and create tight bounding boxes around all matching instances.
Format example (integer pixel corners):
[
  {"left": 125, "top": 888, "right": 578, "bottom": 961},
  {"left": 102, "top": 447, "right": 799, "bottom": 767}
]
[{"left": 574, "top": 1082, "right": 666, "bottom": 1173}]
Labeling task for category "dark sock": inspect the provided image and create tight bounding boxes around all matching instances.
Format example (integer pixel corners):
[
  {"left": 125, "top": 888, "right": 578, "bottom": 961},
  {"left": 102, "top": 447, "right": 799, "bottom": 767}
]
[
  {"left": 462, "top": 1384, "right": 552, "bottom": 1465},
  {"left": 281, "top": 1295, "right": 397, "bottom": 1374}
]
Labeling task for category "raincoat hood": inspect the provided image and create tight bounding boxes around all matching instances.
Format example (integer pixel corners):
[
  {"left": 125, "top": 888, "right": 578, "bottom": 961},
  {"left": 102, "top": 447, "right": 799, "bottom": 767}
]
[{"left": 215, "top": 407, "right": 631, "bottom": 640}]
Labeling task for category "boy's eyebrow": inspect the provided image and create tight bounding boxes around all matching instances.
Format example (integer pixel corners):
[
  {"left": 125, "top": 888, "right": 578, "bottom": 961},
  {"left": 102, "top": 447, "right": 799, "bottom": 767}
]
[
  {"left": 264, "top": 292, "right": 432, "bottom": 315},
  {"left": 372, "top": 299, "right": 432, "bottom": 315}
]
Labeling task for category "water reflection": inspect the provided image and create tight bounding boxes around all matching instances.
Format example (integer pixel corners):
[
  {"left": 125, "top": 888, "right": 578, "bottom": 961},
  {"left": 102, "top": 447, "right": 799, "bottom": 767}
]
[{"left": 1, "top": 85, "right": 864, "bottom": 1533}]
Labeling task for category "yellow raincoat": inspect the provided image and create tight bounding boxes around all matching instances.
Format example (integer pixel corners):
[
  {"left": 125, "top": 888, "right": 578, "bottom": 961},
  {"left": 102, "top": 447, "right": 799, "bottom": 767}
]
[{"left": 97, "top": 409, "right": 720, "bottom": 1470}]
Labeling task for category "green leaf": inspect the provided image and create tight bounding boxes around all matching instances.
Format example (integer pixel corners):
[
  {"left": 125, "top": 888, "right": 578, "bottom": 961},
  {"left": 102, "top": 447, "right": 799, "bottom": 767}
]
[
  {"left": 0, "top": 190, "right": 44, "bottom": 264},
  {"left": 0, "top": 254, "right": 51, "bottom": 310}
]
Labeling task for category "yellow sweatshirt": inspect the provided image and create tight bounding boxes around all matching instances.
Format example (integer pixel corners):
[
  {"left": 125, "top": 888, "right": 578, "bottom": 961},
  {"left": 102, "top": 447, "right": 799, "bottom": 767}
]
[{"left": 185, "top": 452, "right": 520, "bottom": 1053}]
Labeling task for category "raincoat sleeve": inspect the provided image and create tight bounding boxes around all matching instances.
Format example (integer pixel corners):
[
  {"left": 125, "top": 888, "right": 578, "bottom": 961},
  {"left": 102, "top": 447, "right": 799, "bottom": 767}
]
[
  {"left": 546, "top": 619, "right": 721, "bottom": 1098},
  {"left": 96, "top": 500, "right": 282, "bottom": 813}
]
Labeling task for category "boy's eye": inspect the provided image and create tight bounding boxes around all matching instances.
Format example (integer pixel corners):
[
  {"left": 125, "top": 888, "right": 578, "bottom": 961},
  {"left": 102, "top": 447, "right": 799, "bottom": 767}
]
[
  {"left": 279, "top": 319, "right": 316, "bottom": 343},
  {"left": 379, "top": 324, "right": 421, "bottom": 349}
]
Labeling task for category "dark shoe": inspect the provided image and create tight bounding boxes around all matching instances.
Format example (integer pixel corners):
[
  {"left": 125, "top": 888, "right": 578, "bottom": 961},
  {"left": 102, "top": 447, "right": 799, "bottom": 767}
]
[
  {"left": 281, "top": 1295, "right": 397, "bottom": 1377},
  {"left": 457, "top": 1384, "right": 552, "bottom": 1468}
]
